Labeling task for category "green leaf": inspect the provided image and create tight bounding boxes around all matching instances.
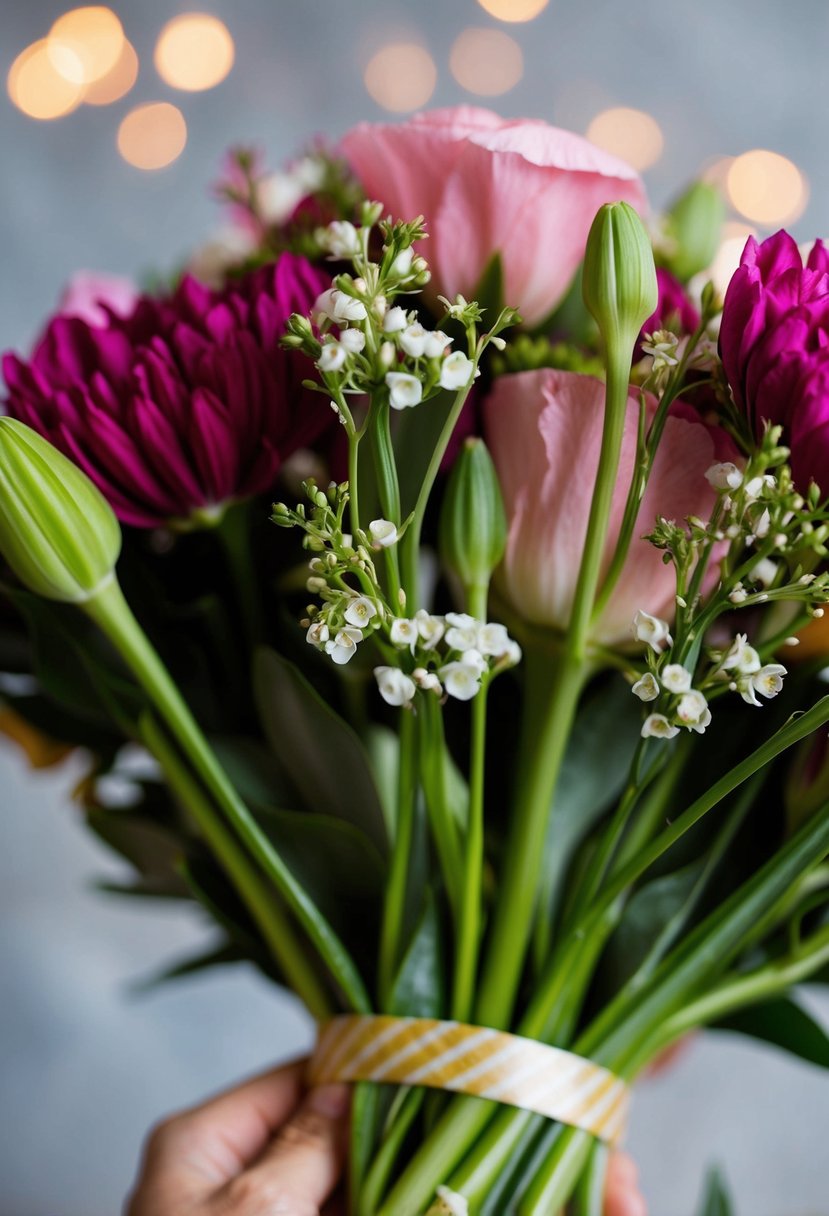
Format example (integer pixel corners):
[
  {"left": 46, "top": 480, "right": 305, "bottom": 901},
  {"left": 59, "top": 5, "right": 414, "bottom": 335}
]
[
  {"left": 86, "top": 803, "right": 190, "bottom": 894},
  {"left": 537, "top": 677, "right": 639, "bottom": 935},
  {"left": 472, "top": 251, "right": 505, "bottom": 319},
  {"left": 131, "top": 940, "right": 244, "bottom": 991},
  {"left": 253, "top": 647, "right": 388, "bottom": 855},
  {"left": 389, "top": 896, "right": 444, "bottom": 1018},
  {"left": 695, "top": 1167, "right": 735, "bottom": 1216},
  {"left": 602, "top": 862, "right": 702, "bottom": 991},
  {"left": 395, "top": 389, "right": 457, "bottom": 517},
  {"left": 714, "top": 995, "right": 829, "bottom": 1070}
]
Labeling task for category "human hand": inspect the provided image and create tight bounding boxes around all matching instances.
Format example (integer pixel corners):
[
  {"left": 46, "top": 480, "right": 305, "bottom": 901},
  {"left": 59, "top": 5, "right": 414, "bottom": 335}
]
[
  {"left": 605, "top": 1151, "right": 647, "bottom": 1216},
  {"left": 126, "top": 1059, "right": 350, "bottom": 1215}
]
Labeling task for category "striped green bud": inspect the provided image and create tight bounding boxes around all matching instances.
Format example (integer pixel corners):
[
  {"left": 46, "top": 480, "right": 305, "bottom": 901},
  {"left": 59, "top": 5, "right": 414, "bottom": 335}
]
[
  {"left": 0, "top": 418, "right": 121, "bottom": 603},
  {"left": 662, "top": 181, "right": 724, "bottom": 283},
  {"left": 582, "top": 201, "right": 658, "bottom": 360},
  {"left": 440, "top": 437, "right": 507, "bottom": 594}
]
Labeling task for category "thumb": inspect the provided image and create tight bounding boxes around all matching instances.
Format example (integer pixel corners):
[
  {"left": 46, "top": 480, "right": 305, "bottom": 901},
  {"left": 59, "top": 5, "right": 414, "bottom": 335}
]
[{"left": 224, "top": 1083, "right": 350, "bottom": 1214}]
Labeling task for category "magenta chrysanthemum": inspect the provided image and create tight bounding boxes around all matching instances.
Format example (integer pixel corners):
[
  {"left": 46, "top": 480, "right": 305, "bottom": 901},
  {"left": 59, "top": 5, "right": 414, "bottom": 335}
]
[{"left": 2, "top": 254, "right": 332, "bottom": 528}]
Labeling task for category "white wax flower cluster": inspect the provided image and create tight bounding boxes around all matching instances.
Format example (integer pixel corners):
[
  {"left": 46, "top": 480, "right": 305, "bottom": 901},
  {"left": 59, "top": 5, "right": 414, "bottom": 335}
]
[{"left": 374, "top": 611, "right": 521, "bottom": 709}]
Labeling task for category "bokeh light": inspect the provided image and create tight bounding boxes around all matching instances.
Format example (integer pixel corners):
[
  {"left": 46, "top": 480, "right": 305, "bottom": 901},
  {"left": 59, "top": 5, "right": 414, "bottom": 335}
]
[
  {"left": 154, "top": 14, "right": 235, "bottom": 92},
  {"left": 117, "top": 102, "right": 187, "bottom": 170},
  {"left": 476, "top": 0, "right": 550, "bottom": 20},
  {"left": 708, "top": 221, "right": 755, "bottom": 296},
  {"left": 363, "top": 43, "right": 437, "bottom": 112},
  {"left": 586, "top": 107, "right": 664, "bottom": 171},
  {"left": 7, "top": 39, "right": 85, "bottom": 120},
  {"left": 700, "top": 155, "right": 735, "bottom": 195},
  {"left": 449, "top": 28, "right": 524, "bottom": 96},
  {"left": 726, "top": 149, "right": 807, "bottom": 226},
  {"left": 48, "top": 7, "right": 124, "bottom": 85},
  {"left": 82, "top": 38, "right": 138, "bottom": 105}
]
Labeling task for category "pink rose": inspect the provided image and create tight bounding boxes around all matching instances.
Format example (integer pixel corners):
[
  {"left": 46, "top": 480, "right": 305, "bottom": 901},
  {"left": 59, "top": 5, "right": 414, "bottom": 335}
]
[
  {"left": 340, "top": 106, "right": 647, "bottom": 328},
  {"left": 59, "top": 271, "right": 139, "bottom": 328},
  {"left": 484, "top": 369, "right": 730, "bottom": 647}
]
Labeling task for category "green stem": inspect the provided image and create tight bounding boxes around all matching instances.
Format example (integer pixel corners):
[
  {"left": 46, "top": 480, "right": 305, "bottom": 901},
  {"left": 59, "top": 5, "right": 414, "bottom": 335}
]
[
  {"left": 84, "top": 578, "right": 371, "bottom": 1013},
  {"left": 348, "top": 430, "right": 361, "bottom": 538},
  {"left": 141, "top": 713, "right": 331, "bottom": 1017},
  {"left": 358, "top": 1089, "right": 425, "bottom": 1216},
  {"left": 401, "top": 384, "right": 474, "bottom": 607},
  {"left": 379, "top": 707, "right": 417, "bottom": 1005},
  {"left": 453, "top": 582, "right": 489, "bottom": 1022},
  {"left": 215, "top": 500, "right": 264, "bottom": 651},
  {"left": 418, "top": 695, "right": 463, "bottom": 923}
]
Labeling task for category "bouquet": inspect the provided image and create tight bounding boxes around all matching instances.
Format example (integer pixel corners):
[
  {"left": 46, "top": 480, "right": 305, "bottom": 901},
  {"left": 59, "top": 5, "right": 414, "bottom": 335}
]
[{"left": 3, "top": 105, "right": 829, "bottom": 1214}]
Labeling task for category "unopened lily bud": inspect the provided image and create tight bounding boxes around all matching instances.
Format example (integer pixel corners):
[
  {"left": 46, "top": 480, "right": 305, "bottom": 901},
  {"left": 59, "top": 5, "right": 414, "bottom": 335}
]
[
  {"left": 582, "top": 201, "right": 658, "bottom": 361},
  {"left": 662, "top": 181, "right": 724, "bottom": 283},
  {"left": 0, "top": 418, "right": 121, "bottom": 603},
  {"left": 439, "top": 437, "right": 507, "bottom": 595}
]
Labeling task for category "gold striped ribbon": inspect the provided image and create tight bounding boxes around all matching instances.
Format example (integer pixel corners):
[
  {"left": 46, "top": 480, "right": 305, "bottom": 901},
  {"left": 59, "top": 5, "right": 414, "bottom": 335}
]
[{"left": 308, "top": 1014, "right": 630, "bottom": 1145}]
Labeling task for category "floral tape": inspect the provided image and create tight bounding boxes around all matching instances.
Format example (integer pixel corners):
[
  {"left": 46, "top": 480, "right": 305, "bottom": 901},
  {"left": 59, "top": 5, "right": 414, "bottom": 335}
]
[{"left": 308, "top": 1014, "right": 630, "bottom": 1145}]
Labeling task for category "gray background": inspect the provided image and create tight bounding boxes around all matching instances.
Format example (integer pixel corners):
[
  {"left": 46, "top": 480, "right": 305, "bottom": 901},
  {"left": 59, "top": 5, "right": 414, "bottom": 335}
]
[{"left": 1, "top": 2, "right": 828, "bottom": 1213}]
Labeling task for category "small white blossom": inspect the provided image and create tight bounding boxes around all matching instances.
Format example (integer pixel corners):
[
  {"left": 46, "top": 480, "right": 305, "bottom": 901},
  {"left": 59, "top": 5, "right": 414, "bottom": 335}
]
[
  {"left": 641, "top": 329, "right": 679, "bottom": 368},
  {"left": 257, "top": 171, "right": 306, "bottom": 225},
  {"left": 339, "top": 328, "right": 366, "bottom": 354},
  {"left": 390, "top": 617, "right": 418, "bottom": 648},
  {"left": 749, "top": 663, "right": 787, "bottom": 704},
  {"left": 459, "top": 649, "right": 488, "bottom": 677},
  {"left": 440, "top": 661, "right": 482, "bottom": 701},
  {"left": 374, "top": 666, "right": 416, "bottom": 707},
  {"left": 633, "top": 609, "right": 673, "bottom": 653},
  {"left": 344, "top": 596, "right": 378, "bottom": 628},
  {"left": 675, "top": 690, "right": 705, "bottom": 724},
  {"left": 477, "top": 622, "right": 512, "bottom": 657},
  {"left": 721, "top": 634, "right": 761, "bottom": 675},
  {"left": 415, "top": 609, "right": 445, "bottom": 648},
  {"left": 751, "top": 557, "right": 778, "bottom": 587},
  {"left": 744, "top": 474, "right": 776, "bottom": 501},
  {"left": 729, "top": 584, "right": 748, "bottom": 604},
  {"left": 386, "top": 372, "right": 423, "bottom": 410},
  {"left": 753, "top": 508, "right": 771, "bottom": 540},
  {"left": 379, "top": 341, "right": 396, "bottom": 369},
  {"left": 400, "top": 323, "right": 429, "bottom": 358},
  {"left": 319, "top": 220, "right": 361, "bottom": 259},
  {"left": 318, "top": 341, "right": 346, "bottom": 373},
  {"left": 390, "top": 248, "right": 414, "bottom": 277},
  {"left": 412, "top": 667, "right": 442, "bottom": 694},
  {"left": 502, "top": 639, "right": 523, "bottom": 666},
  {"left": 306, "top": 621, "right": 329, "bottom": 647},
  {"left": 325, "top": 627, "right": 363, "bottom": 665},
  {"left": 439, "top": 351, "right": 477, "bottom": 391},
  {"left": 433, "top": 1186, "right": 469, "bottom": 1216},
  {"left": 661, "top": 664, "right": 693, "bottom": 694},
  {"left": 632, "top": 672, "right": 660, "bottom": 702},
  {"left": 641, "top": 713, "right": 680, "bottom": 740},
  {"left": 425, "top": 331, "right": 453, "bottom": 358},
  {"left": 445, "top": 613, "right": 481, "bottom": 652},
  {"left": 369, "top": 519, "right": 398, "bottom": 547},
  {"left": 313, "top": 288, "right": 368, "bottom": 324},
  {"left": 706, "top": 462, "right": 743, "bottom": 491},
  {"left": 383, "top": 306, "right": 408, "bottom": 333}
]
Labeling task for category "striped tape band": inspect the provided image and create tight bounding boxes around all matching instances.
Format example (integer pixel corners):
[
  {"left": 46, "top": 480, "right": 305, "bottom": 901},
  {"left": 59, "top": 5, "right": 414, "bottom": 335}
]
[{"left": 308, "top": 1014, "right": 630, "bottom": 1145}]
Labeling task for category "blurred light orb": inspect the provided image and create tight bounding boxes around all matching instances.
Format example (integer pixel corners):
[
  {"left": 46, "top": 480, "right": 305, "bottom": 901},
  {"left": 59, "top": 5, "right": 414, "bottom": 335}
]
[
  {"left": 700, "top": 155, "right": 735, "bottom": 195},
  {"left": 7, "top": 39, "right": 84, "bottom": 120},
  {"left": 83, "top": 38, "right": 139, "bottom": 105},
  {"left": 154, "top": 14, "right": 235, "bottom": 92},
  {"left": 363, "top": 43, "right": 437, "bottom": 112},
  {"left": 476, "top": 0, "right": 550, "bottom": 20},
  {"left": 48, "top": 7, "right": 124, "bottom": 84},
  {"left": 709, "top": 222, "right": 756, "bottom": 296},
  {"left": 449, "top": 28, "right": 524, "bottom": 96},
  {"left": 727, "top": 149, "right": 807, "bottom": 226},
  {"left": 586, "top": 107, "right": 664, "bottom": 171},
  {"left": 118, "top": 102, "right": 187, "bottom": 170}
]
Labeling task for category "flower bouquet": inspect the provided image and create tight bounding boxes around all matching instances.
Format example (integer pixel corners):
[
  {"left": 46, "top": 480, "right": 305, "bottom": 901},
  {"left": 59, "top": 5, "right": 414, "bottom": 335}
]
[{"left": 3, "top": 106, "right": 829, "bottom": 1214}]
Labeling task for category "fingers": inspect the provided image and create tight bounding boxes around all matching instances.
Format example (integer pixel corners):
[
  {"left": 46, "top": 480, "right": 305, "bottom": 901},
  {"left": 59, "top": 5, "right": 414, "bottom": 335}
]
[
  {"left": 605, "top": 1151, "right": 647, "bottom": 1216},
  {"left": 219, "top": 1083, "right": 351, "bottom": 1215},
  {"left": 138, "top": 1059, "right": 308, "bottom": 1191}
]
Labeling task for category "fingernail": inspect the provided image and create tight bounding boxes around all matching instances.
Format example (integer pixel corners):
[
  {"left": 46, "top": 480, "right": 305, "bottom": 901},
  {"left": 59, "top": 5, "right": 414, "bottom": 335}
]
[{"left": 307, "top": 1082, "right": 351, "bottom": 1118}]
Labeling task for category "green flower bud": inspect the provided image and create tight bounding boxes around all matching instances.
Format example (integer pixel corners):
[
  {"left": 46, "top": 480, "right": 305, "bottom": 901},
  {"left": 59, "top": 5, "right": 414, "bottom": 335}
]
[
  {"left": 582, "top": 201, "right": 658, "bottom": 360},
  {"left": 661, "top": 181, "right": 724, "bottom": 283},
  {"left": 440, "top": 437, "right": 507, "bottom": 595},
  {"left": 0, "top": 418, "right": 121, "bottom": 603}
]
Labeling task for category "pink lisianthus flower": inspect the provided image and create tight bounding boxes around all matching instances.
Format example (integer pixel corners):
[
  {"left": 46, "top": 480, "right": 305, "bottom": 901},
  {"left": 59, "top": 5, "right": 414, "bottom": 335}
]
[
  {"left": 484, "top": 369, "right": 731, "bottom": 647},
  {"left": 2, "top": 254, "right": 333, "bottom": 528},
  {"left": 341, "top": 106, "right": 647, "bottom": 329},
  {"left": 59, "top": 271, "right": 139, "bottom": 328},
  {"left": 719, "top": 230, "right": 829, "bottom": 495}
]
